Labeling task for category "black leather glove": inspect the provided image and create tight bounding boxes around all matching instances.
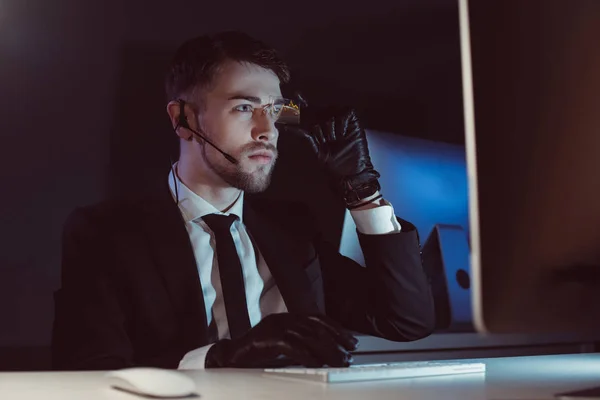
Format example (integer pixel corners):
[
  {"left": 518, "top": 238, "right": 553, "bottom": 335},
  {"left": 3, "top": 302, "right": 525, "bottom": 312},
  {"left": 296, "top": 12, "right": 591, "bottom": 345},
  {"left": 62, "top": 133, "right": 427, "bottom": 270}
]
[
  {"left": 293, "top": 106, "right": 381, "bottom": 207},
  {"left": 204, "top": 313, "right": 359, "bottom": 368}
]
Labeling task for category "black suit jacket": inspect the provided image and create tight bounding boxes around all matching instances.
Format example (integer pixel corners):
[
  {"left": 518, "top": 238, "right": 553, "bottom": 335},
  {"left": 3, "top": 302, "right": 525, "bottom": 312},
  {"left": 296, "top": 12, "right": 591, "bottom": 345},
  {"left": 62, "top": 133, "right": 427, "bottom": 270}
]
[{"left": 51, "top": 183, "right": 435, "bottom": 370}]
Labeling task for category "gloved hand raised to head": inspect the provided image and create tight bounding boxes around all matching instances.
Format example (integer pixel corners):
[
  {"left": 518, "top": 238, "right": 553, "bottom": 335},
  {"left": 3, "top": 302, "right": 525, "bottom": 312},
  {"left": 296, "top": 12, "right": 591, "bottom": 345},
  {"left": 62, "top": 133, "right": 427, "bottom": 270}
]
[
  {"left": 285, "top": 102, "right": 381, "bottom": 208},
  {"left": 204, "top": 313, "right": 359, "bottom": 368}
]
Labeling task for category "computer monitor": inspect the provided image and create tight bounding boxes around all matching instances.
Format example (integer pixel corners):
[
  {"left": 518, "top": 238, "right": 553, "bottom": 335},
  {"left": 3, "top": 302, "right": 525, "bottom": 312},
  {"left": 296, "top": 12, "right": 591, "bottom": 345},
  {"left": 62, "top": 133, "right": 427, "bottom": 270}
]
[{"left": 460, "top": 0, "right": 600, "bottom": 334}]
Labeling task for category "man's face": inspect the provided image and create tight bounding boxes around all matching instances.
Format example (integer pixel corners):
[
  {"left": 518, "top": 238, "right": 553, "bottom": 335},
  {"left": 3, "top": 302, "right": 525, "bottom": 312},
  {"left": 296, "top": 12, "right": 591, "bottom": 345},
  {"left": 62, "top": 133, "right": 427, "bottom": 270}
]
[{"left": 194, "top": 61, "right": 282, "bottom": 193}]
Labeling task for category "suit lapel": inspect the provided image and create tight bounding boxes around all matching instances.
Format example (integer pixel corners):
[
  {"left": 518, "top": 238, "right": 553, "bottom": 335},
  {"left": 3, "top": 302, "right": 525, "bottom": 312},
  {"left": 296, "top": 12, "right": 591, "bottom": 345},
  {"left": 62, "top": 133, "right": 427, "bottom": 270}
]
[
  {"left": 243, "top": 200, "right": 320, "bottom": 315},
  {"left": 141, "top": 184, "right": 209, "bottom": 348}
]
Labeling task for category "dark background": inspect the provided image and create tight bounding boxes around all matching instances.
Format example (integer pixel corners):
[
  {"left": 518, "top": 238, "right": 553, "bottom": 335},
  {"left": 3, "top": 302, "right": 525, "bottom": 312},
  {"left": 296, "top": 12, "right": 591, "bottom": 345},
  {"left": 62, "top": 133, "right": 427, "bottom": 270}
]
[{"left": 0, "top": 0, "right": 464, "bottom": 368}]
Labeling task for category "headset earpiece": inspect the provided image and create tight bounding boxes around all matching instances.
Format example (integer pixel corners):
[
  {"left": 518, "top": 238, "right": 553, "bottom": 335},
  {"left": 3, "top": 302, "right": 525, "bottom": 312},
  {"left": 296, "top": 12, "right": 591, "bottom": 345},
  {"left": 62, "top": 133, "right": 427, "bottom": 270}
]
[{"left": 177, "top": 99, "right": 190, "bottom": 130}]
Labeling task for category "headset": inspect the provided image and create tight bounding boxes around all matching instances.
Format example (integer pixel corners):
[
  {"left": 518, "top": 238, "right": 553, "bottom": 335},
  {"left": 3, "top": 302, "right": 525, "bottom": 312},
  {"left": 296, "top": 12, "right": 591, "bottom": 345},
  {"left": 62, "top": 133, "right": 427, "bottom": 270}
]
[{"left": 175, "top": 99, "right": 238, "bottom": 164}]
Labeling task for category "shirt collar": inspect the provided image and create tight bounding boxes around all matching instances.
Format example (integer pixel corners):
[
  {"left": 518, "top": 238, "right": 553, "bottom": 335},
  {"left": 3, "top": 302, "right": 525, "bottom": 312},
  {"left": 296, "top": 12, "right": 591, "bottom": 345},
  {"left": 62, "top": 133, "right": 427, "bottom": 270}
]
[{"left": 168, "top": 163, "right": 244, "bottom": 224}]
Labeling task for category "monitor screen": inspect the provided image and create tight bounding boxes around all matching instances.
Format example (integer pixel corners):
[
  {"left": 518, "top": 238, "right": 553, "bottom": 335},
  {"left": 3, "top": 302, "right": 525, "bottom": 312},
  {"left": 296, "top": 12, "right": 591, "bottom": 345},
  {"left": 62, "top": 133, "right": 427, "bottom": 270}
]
[{"left": 461, "top": 0, "right": 600, "bottom": 335}]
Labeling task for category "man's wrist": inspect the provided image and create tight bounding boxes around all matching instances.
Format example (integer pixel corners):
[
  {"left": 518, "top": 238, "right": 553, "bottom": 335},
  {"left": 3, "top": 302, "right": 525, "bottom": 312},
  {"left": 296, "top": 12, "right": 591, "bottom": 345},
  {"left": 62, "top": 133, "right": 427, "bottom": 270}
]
[
  {"left": 350, "top": 195, "right": 402, "bottom": 234},
  {"left": 343, "top": 179, "right": 380, "bottom": 206},
  {"left": 347, "top": 191, "right": 385, "bottom": 211}
]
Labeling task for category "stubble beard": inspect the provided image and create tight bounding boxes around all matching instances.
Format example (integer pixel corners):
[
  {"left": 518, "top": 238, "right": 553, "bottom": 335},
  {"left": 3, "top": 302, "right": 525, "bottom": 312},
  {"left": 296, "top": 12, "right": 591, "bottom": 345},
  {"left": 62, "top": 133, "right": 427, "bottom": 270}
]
[{"left": 204, "top": 143, "right": 278, "bottom": 193}]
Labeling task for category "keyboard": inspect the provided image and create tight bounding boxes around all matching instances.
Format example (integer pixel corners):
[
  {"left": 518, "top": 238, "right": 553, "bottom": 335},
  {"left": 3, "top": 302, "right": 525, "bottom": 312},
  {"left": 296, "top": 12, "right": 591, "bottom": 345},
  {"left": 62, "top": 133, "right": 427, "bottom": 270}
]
[{"left": 264, "top": 361, "right": 486, "bottom": 383}]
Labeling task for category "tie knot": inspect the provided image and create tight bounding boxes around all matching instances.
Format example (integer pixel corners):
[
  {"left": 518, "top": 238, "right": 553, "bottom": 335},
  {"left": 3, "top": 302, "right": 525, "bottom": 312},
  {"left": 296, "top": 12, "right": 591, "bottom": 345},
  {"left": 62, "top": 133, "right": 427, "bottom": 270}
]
[{"left": 202, "top": 213, "right": 238, "bottom": 233}]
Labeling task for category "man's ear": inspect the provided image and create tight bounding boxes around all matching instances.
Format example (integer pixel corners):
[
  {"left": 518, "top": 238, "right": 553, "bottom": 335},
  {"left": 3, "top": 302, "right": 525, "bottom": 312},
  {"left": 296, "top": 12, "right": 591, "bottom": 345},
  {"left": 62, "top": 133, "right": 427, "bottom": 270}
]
[{"left": 166, "top": 100, "right": 193, "bottom": 140}]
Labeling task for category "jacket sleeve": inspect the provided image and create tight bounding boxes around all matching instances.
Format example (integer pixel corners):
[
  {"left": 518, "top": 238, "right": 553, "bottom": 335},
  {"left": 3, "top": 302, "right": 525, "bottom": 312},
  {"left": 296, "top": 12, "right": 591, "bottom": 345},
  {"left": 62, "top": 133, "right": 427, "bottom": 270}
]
[{"left": 318, "top": 218, "right": 435, "bottom": 342}]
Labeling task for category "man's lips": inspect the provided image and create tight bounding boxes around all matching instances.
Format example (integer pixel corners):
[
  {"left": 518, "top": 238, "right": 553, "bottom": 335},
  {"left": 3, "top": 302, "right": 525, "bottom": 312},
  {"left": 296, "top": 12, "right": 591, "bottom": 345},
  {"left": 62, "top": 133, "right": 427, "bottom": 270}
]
[{"left": 247, "top": 150, "right": 275, "bottom": 164}]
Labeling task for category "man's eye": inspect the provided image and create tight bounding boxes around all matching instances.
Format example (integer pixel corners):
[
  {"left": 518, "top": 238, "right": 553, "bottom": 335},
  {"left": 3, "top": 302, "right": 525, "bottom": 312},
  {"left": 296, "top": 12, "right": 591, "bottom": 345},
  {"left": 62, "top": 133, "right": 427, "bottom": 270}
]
[{"left": 234, "top": 104, "right": 254, "bottom": 113}]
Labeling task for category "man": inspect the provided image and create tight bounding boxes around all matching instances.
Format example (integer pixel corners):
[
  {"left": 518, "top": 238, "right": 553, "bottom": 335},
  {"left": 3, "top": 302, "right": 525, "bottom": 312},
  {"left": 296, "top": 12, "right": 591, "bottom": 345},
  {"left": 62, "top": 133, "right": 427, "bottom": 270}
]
[{"left": 51, "top": 31, "right": 434, "bottom": 370}]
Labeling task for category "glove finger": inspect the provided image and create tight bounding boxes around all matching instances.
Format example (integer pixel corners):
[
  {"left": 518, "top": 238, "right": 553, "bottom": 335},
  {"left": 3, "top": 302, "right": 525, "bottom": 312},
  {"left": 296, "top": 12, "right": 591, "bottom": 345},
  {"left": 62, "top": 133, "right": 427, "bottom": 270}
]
[
  {"left": 327, "top": 117, "right": 338, "bottom": 142},
  {"left": 312, "top": 124, "right": 327, "bottom": 146},
  {"left": 303, "top": 132, "right": 320, "bottom": 155},
  {"left": 282, "top": 125, "right": 319, "bottom": 154},
  {"left": 293, "top": 91, "right": 309, "bottom": 108},
  {"left": 335, "top": 110, "right": 348, "bottom": 140},
  {"left": 279, "top": 333, "right": 326, "bottom": 368},
  {"left": 290, "top": 324, "right": 353, "bottom": 368},
  {"left": 340, "top": 108, "right": 359, "bottom": 139},
  {"left": 307, "top": 315, "right": 359, "bottom": 351}
]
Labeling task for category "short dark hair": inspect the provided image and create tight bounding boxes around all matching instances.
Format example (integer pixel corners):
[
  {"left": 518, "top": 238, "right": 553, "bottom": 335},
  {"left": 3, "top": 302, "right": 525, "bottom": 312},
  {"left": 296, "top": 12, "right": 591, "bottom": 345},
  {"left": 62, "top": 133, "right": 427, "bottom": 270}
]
[{"left": 165, "top": 31, "right": 290, "bottom": 102}]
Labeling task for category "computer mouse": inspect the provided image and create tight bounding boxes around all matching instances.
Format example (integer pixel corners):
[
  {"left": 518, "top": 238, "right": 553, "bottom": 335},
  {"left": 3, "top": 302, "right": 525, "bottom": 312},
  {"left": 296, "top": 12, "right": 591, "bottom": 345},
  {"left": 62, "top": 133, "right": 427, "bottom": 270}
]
[{"left": 105, "top": 367, "right": 198, "bottom": 398}]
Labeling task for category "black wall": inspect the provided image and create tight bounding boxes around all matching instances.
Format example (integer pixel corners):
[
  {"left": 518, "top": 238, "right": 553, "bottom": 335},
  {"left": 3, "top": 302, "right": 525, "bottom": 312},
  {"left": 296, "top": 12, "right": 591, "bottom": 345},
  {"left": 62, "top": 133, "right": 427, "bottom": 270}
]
[{"left": 0, "top": 0, "right": 463, "bottom": 365}]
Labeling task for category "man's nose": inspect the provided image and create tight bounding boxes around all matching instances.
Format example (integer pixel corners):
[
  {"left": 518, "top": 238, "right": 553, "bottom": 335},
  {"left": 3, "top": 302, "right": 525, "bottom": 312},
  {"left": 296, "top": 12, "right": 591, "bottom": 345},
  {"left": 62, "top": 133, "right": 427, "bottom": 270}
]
[{"left": 251, "top": 112, "right": 279, "bottom": 142}]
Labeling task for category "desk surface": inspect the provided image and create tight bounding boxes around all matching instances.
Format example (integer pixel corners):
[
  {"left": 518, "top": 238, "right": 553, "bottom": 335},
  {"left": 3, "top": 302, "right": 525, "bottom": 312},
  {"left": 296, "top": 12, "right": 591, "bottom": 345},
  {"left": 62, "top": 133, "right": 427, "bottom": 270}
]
[{"left": 1, "top": 353, "right": 599, "bottom": 400}]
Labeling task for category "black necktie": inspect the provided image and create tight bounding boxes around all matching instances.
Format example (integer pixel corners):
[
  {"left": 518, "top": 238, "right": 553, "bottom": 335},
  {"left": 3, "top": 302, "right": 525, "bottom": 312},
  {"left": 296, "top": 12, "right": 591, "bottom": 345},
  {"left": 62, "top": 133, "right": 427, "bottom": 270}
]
[{"left": 202, "top": 214, "right": 252, "bottom": 340}]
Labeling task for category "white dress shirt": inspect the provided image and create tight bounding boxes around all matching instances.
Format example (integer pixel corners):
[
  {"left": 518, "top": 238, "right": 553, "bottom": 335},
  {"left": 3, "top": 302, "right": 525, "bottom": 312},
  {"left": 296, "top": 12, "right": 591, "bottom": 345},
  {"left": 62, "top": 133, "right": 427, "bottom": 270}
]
[{"left": 169, "top": 166, "right": 402, "bottom": 369}]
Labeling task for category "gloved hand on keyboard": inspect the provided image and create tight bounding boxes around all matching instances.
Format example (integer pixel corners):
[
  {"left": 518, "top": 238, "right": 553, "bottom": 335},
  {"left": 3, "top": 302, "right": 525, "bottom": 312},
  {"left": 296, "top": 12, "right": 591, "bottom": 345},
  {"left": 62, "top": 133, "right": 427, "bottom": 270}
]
[{"left": 204, "top": 313, "right": 359, "bottom": 368}]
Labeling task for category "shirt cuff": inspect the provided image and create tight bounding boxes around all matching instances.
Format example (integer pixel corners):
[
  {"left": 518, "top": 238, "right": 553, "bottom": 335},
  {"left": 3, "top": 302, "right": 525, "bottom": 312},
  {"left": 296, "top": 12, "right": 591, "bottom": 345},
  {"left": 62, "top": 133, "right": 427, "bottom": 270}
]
[
  {"left": 350, "top": 199, "right": 402, "bottom": 234},
  {"left": 178, "top": 344, "right": 215, "bottom": 370}
]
